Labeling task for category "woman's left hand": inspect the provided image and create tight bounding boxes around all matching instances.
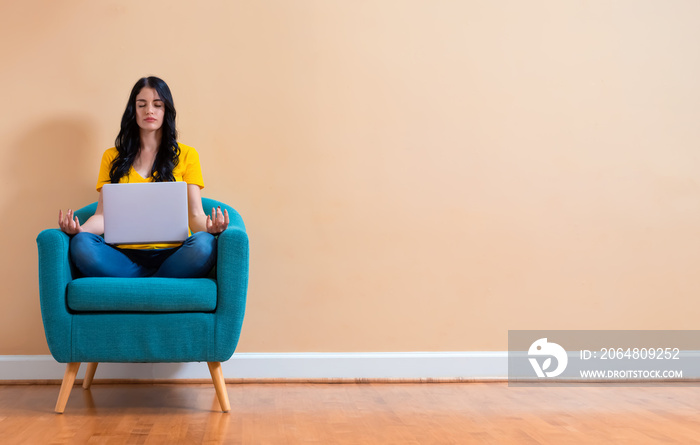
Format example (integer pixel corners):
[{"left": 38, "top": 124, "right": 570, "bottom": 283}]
[{"left": 206, "top": 207, "right": 229, "bottom": 235}]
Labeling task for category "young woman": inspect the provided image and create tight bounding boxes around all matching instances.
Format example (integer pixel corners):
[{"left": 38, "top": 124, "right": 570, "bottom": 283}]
[{"left": 58, "top": 76, "right": 229, "bottom": 278}]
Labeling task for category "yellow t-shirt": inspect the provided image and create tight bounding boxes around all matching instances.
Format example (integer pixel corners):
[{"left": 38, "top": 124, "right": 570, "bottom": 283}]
[{"left": 96, "top": 143, "right": 205, "bottom": 250}]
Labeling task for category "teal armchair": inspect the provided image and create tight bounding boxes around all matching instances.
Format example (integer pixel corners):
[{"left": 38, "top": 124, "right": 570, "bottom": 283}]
[{"left": 36, "top": 198, "right": 248, "bottom": 413}]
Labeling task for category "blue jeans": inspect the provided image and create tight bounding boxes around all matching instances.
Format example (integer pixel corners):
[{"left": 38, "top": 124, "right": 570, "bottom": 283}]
[{"left": 70, "top": 232, "right": 217, "bottom": 278}]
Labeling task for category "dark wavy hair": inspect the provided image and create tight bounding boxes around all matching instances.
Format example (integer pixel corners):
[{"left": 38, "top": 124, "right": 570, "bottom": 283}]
[{"left": 110, "top": 76, "right": 180, "bottom": 183}]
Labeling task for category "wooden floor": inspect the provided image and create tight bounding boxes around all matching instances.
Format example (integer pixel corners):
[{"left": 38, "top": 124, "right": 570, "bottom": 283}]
[{"left": 1, "top": 382, "right": 700, "bottom": 444}]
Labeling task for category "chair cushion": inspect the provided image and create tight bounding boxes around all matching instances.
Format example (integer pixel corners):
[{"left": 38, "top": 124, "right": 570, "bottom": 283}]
[{"left": 67, "top": 277, "right": 217, "bottom": 313}]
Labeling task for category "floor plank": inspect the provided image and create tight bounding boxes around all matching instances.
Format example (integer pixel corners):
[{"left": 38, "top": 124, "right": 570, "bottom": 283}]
[{"left": 0, "top": 382, "right": 699, "bottom": 444}]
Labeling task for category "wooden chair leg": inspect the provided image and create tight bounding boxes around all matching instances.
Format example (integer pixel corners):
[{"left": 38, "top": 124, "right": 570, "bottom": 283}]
[
  {"left": 55, "top": 362, "right": 81, "bottom": 414},
  {"left": 207, "top": 362, "right": 230, "bottom": 412},
  {"left": 82, "top": 362, "right": 98, "bottom": 389}
]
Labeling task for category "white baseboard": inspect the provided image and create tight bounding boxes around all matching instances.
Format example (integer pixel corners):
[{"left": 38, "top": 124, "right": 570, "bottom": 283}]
[{"left": 0, "top": 352, "right": 507, "bottom": 381}]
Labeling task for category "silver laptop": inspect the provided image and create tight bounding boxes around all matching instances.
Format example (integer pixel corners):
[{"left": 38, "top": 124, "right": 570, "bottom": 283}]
[{"left": 102, "top": 182, "right": 189, "bottom": 244}]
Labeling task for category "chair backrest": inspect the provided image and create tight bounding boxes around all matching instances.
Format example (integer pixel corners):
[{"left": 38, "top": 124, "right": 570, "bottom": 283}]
[{"left": 74, "top": 197, "right": 245, "bottom": 232}]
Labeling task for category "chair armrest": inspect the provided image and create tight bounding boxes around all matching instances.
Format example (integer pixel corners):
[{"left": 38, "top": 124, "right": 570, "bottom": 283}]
[
  {"left": 36, "top": 229, "right": 74, "bottom": 362},
  {"left": 212, "top": 227, "right": 249, "bottom": 360}
]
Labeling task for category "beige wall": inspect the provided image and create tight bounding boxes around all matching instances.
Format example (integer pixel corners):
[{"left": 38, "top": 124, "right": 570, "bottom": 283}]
[{"left": 2, "top": 1, "right": 700, "bottom": 355}]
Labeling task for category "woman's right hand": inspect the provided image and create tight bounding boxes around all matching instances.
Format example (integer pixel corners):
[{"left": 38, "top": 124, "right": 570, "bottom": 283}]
[{"left": 58, "top": 209, "right": 83, "bottom": 235}]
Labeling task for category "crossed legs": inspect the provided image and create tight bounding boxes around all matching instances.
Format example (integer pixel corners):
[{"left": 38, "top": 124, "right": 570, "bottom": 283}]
[{"left": 70, "top": 232, "right": 217, "bottom": 278}]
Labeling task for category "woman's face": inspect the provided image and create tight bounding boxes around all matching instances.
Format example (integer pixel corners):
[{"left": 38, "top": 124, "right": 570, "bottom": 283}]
[{"left": 134, "top": 87, "right": 165, "bottom": 132}]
